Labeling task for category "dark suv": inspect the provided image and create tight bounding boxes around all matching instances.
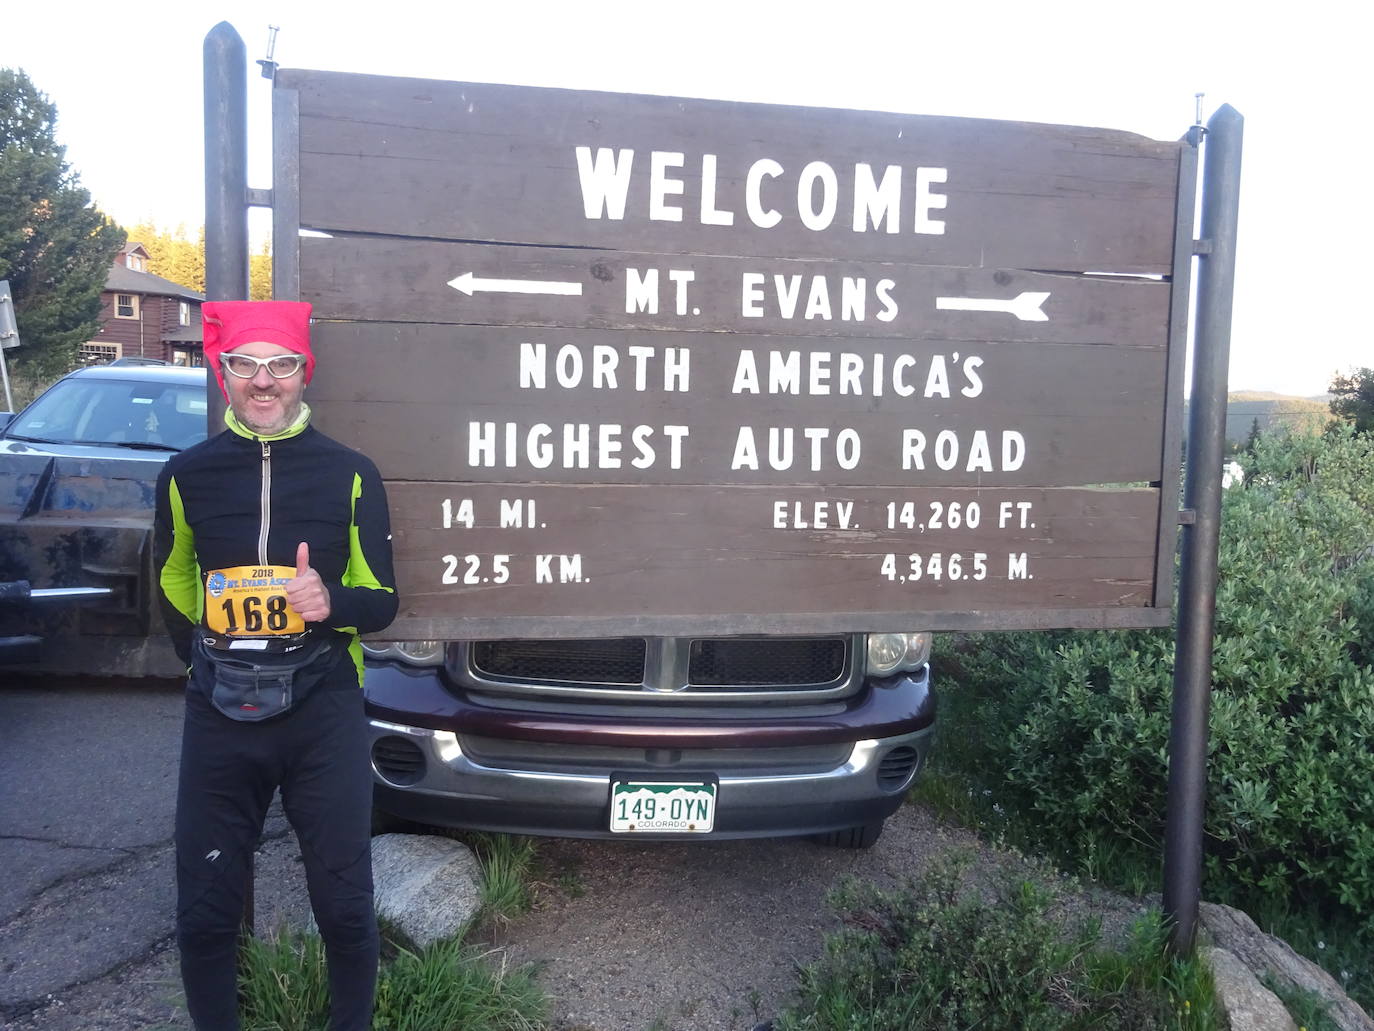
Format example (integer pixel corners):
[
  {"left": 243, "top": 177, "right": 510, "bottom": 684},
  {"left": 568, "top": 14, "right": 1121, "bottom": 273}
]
[
  {"left": 362, "top": 631, "right": 934, "bottom": 846},
  {"left": 0, "top": 364, "right": 206, "bottom": 674}
]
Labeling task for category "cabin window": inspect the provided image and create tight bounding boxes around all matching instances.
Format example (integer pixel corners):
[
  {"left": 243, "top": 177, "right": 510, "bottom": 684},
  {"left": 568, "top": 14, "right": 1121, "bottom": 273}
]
[{"left": 115, "top": 294, "right": 139, "bottom": 319}]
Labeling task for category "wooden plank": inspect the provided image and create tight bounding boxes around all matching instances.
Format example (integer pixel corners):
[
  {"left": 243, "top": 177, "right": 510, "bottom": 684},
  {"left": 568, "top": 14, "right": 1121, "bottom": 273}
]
[
  {"left": 280, "top": 69, "right": 1181, "bottom": 274},
  {"left": 380, "top": 605, "right": 1175, "bottom": 640},
  {"left": 302, "top": 236, "right": 1170, "bottom": 348},
  {"left": 307, "top": 323, "right": 1167, "bottom": 486},
  {"left": 379, "top": 483, "right": 1161, "bottom": 634}
]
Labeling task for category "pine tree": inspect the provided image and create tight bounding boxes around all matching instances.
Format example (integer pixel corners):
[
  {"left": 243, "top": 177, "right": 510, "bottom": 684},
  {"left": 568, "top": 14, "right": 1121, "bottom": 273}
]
[
  {"left": 1, "top": 68, "right": 125, "bottom": 379},
  {"left": 125, "top": 221, "right": 206, "bottom": 292},
  {"left": 1329, "top": 367, "right": 1374, "bottom": 435}
]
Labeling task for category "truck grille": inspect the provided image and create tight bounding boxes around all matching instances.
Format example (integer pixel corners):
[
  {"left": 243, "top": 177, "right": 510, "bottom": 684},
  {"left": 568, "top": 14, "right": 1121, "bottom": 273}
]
[
  {"left": 467, "top": 635, "right": 854, "bottom": 698},
  {"left": 471, "top": 638, "right": 645, "bottom": 684},
  {"left": 688, "top": 637, "right": 845, "bottom": 685}
]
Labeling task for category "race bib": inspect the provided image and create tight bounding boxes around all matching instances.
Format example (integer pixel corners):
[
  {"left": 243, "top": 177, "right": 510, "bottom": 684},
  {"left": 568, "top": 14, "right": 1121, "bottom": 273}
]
[{"left": 203, "top": 565, "right": 306, "bottom": 637}]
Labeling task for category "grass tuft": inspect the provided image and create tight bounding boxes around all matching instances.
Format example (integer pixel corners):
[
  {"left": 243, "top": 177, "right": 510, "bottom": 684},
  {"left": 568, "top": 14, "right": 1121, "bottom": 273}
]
[
  {"left": 238, "top": 926, "right": 547, "bottom": 1031},
  {"left": 463, "top": 832, "right": 540, "bottom": 923}
]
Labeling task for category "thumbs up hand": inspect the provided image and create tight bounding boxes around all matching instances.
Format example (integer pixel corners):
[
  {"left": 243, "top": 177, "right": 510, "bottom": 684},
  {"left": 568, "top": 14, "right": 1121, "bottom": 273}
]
[{"left": 285, "top": 541, "right": 331, "bottom": 623}]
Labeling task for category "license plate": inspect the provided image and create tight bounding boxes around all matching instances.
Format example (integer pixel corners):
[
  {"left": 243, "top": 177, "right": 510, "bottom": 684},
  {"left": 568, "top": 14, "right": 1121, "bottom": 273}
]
[{"left": 610, "top": 780, "right": 716, "bottom": 833}]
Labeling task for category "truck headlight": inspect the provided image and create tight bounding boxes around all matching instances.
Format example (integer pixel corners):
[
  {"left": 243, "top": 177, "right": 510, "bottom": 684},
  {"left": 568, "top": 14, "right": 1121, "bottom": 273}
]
[
  {"left": 866, "top": 632, "right": 932, "bottom": 677},
  {"left": 361, "top": 640, "right": 445, "bottom": 666}
]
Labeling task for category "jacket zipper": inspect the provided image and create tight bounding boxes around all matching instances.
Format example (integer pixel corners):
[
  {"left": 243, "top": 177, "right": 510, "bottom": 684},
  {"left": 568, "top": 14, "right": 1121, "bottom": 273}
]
[{"left": 258, "top": 441, "right": 271, "bottom": 566}]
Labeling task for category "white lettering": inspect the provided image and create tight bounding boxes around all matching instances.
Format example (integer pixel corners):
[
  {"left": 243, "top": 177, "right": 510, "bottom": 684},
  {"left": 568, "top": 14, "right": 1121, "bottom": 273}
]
[
  {"left": 741, "top": 273, "right": 765, "bottom": 318},
  {"left": 563, "top": 424, "right": 590, "bottom": 468},
  {"left": 804, "top": 277, "right": 832, "bottom": 320},
  {"left": 893, "top": 355, "right": 917, "bottom": 397},
  {"left": 518, "top": 343, "right": 545, "bottom": 389},
  {"left": 966, "top": 430, "right": 993, "bottom": 472},
  {"left": 875, "top": 279, "right": 898, "bottom": 322},
  {"left": 575, "top": 146, "right": 633, "bottom": 220},
  {"left": 732, "top": 350, "right": 761, "bottom": 394},
  {"left": 797, "top": 161, "right": 838, "bottom": 231},
  {"left": 591, "top": 345, "right": 618, "bottom": 389},
  {"left": 853, "top": 163, "right": 901, "bottom": 233},
  {"left": 774, "top": 275, "right": 802, "bottom": 319},
  {"left": 469, "top": 421, "right": 495, "bottom": 466},
  {"left": 1002, "top": 430, "right": 1025, "bottom": 471},
  {"left": 769, "top": 427, "right": 794, "bottom": 470},
  {"left": 626, "top": 268, "right": 658, "bottom": 314},
  {"left": 700, "top": 154, "right": 734, "bottom": 226},
  {"left": 962, "top": 356, "right": 984, "bottom": 397},
  {"left": 915, "top": 167, "right": 948, "bottom": 234},
  {"left": 924, "top": 355, "right": 950, "bottom": 398},
  {"left": 732, "top": 427, "right": 759, "bottom": 470},
  {"left": 597, "top": 424, "right": 622, "bottom": 469},
  {"left": 627, "top": 345, "right": 653, "bottom": 390},
  {"left": 649, "top": 151, "right": 685, "bottom": 222},
  {"left": 555, "top": 345, "right": 582, "bottom": 388},
  {"left": 840, "top": 278, "right": 865, "bottom": 321},
  {"left": 836, "top": 429, "right": 861, "bottom": 470},
  {"left": 528, "top": 425, "right": 553, "bottom": 468},
  {"left": 808, "top": 351, "right": 831, "bottom": 395},
  {"left": 900, "top": 429, "right": 1027, "bottom": 472},
  {"left": 935, "top": 430, "right": 959, "bottom": 470},
  {"left": 839, "top": 353, "right": 863, "bottom": 395},
  {"left": 579, "top": 151, "right": 951, "bottom": 236},
  {"left": 769, "top": 351, "right": 801, "bottom": 394},
  {"left": 746, "top": 159, "right": 784, "bottom": 228},
  {"left": 663, "top": 347, "right": 690, "bottom": 391},
  {"left": 668, "top": 269, "right": 694, "bottom": 315}
]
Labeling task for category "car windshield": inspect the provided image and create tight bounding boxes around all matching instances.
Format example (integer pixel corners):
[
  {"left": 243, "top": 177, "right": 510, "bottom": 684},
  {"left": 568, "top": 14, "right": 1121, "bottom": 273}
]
[{"left": 6, "top": 376, "right": 208, "bottom": 451}]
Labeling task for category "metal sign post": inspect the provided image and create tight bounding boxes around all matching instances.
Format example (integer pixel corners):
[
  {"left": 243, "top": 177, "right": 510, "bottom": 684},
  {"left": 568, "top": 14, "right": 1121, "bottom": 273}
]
[
  {"left": 1163, "top": 104, "right": 1244, "bottom": 953},
  {"left": 202, "top": 20, "right": 255, "bottom": 938},
  {"left": 0, "top": 280, "right": 19, "bottom": 413},
  {"left": 203, "top": 21, "right": 250, "bottom": 432}
]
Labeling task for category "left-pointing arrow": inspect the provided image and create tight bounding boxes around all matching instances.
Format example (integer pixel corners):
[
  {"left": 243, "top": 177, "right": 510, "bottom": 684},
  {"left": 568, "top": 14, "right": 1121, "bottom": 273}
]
[{"left": 448, "top": 272, "right": 583, "bottom": 297}]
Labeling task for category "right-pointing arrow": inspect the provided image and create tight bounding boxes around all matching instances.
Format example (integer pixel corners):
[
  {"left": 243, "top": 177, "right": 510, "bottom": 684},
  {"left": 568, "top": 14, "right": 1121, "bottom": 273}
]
[{"left": 935, "top": 291, "right": 1050, "bottom": 322}]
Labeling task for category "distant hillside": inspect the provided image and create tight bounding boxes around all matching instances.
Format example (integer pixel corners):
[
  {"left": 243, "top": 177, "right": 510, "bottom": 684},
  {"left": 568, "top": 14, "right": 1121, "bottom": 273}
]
[{"left": 1225, "top": 391, "right": 1331, "bottom": 442}]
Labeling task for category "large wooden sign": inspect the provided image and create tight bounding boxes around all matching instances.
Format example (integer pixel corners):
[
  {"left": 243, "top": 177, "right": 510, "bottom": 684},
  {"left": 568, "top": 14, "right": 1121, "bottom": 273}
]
[{"left": 272, "top": 70, "right": 1194, "bottom": 637}]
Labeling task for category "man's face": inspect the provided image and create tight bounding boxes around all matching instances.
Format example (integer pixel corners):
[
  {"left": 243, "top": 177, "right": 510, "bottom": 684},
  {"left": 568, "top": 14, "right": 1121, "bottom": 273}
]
[{"left": 222, "top": 340, "right": 306, "bottom": 436}]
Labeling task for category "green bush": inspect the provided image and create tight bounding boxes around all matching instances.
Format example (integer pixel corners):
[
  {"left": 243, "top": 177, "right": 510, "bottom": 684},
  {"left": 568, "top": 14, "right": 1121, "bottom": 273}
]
[
  {"left": 774, "top": 853, "right": 1220, "bottom": 1031},
  {"left": 938, "top": 427, "right": 1374, "bottom": 918}
]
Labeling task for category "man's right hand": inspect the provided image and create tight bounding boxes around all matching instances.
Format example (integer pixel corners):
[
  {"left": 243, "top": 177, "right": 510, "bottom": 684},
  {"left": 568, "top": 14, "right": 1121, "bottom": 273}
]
[{"left": 285, "top": 541, "right": 331, "bottom": 623}]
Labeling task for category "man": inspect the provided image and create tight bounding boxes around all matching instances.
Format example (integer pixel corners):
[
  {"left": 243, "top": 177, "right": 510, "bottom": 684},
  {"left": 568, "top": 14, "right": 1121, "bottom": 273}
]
[{"left": 154, "top": 300, "right": 397, "bottom": 1031}]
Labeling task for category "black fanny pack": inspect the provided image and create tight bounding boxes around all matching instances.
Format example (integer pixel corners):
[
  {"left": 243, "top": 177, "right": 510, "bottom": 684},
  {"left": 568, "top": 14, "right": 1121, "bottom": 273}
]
[{"left": 192, "top": 633, "right": 340, "bottom": 722}]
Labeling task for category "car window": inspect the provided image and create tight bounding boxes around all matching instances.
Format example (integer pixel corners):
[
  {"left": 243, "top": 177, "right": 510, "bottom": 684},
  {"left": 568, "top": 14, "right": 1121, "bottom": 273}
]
[{"left": 8, "top": 377, "right": 208, "bottom": 451}]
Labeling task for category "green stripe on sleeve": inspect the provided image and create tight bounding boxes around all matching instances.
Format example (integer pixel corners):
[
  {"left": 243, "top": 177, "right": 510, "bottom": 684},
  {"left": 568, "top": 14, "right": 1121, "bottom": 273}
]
[
  {"left": 158, "top": 476, "right": 203, "bottom": 624},
  {"left": 343, "top": 472, "right": 394, "bottom": 594}
]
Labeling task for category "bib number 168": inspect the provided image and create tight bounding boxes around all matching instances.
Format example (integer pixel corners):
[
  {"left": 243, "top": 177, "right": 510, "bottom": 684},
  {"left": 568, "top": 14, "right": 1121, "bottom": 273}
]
[{"left": 218, "top": 594, "right": 292, "bottom": 633}]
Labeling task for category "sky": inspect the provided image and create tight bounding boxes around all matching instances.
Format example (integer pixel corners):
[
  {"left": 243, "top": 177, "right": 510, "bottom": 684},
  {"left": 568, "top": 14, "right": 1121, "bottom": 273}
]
[{"left": 4, "top": 0, "right": 1369, "bottom": 396}]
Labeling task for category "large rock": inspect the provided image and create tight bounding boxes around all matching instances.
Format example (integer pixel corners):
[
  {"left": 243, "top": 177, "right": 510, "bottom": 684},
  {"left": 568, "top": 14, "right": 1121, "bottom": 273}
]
[
  {"left": 370, "top": 833, "right": 482, "bottom": 948},
  {"left": 1205, "top": 947, "right": 1297, "bottom": 1031},
  {"left": 1200, "top": 902, "right": 1374, "bottom": 1031}
]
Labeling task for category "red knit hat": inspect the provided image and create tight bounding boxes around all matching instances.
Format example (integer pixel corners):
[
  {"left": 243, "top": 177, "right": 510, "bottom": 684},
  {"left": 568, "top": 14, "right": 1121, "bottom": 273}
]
[{"left": 202, "top": 300, "right": 314, "bottom": 400}]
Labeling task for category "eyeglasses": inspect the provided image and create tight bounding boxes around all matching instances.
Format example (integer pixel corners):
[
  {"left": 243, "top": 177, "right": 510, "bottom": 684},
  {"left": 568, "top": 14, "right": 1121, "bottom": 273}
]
[{"left": 220, "top": 353, "right": 307, "bottom": 379}]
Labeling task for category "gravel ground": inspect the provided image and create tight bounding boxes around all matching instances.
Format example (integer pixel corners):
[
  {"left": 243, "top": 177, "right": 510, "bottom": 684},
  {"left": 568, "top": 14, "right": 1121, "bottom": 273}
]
[
  {"left": 498, "top": 803, "right": 1149, "bottom": 1031},
  {"left": 9, "top": 802, "right": 1150, "bottom": 1031}
]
